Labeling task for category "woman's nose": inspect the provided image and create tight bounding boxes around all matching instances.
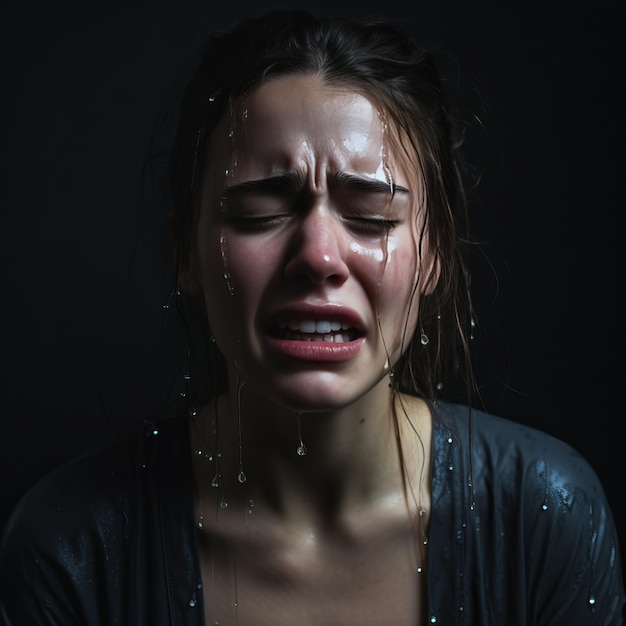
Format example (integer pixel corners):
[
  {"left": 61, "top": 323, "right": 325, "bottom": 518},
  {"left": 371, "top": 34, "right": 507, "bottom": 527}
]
[{"left": 283, "top": 207, "right": 350, "bottom": 286}]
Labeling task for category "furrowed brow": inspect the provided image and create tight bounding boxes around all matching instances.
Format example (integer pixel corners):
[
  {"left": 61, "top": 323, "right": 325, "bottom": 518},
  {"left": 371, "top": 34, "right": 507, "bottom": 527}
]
[
  {"left": 333, "top": 172, "right": 409, "bottom": 195},
  {"left": 222, "top": 171, "right": 305, "bottom": 197}
]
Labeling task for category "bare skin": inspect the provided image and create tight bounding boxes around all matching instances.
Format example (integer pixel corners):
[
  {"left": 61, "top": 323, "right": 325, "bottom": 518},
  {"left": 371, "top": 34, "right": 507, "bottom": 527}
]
[
  {"left": 189, "top": 390, "right": 433, "bottom": 626},
  {"left": 183, "top": 74, "right": 436, "bottom": 625}
]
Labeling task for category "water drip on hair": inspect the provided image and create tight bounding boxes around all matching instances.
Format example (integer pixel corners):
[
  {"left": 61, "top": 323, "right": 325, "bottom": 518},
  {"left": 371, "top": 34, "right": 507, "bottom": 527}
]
[
  {"left": 235, "top": 361, "right": 247, "bottom": 482},
  {"left": 296, "top": 412, "right": 307, "bottom": 456}
]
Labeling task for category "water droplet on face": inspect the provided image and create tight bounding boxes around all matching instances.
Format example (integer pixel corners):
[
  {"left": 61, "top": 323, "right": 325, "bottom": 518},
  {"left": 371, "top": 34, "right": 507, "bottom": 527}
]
[
  {"left": 420, "top": 333, "right": 429, "bottom": 345},
  {"left": 238, "top": 471, "right": 247, "bottom": 483},
  {"left": 297, "top": 444, "right": 308, "bottom": 456},
  {"left": 416, "top": 567, "right": 423, "bottom": 573},
  {"left": 220, "top": 500, "right": 228, "bottom": 509}
]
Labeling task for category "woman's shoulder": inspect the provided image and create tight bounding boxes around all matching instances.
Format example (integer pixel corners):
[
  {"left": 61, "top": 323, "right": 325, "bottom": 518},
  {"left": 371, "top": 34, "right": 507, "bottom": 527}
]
[
  {"left": 1, "top": 414, "right": 191, "bottom": 552},
  {"left": 429, "top": 401, "right": 625, "bottom": 623},
  {"left": 0, "top": 414, "right": 197, "bottom": 624},
  {"left": 430, "top": 399, "right": 620, "bottom": 532},
  {"left": 432, "top": 400, "right": 603, "bottom": 493}
]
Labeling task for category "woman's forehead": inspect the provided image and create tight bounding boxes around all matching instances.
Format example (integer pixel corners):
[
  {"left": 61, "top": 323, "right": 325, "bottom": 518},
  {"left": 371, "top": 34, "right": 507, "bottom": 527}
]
[{"left": 204, "top": 74, "right": 418, "bottom": 192}]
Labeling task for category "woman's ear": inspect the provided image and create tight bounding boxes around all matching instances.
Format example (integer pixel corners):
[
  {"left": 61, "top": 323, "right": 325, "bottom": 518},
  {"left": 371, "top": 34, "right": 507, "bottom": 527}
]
[{"left": 178, "top": 262, "right": 201, "bottom": 296}]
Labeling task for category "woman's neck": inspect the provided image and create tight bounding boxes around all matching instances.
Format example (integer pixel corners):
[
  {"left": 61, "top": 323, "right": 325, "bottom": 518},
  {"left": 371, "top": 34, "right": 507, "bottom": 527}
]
[{"left": 190, "top": 379, "right": 433, "bottom": 529}]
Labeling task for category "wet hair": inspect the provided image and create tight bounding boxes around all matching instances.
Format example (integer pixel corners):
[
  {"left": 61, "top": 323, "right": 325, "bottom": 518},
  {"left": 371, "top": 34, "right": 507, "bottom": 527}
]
[{"left": 167, "top": 8, "right": 474, "bottom": 406}]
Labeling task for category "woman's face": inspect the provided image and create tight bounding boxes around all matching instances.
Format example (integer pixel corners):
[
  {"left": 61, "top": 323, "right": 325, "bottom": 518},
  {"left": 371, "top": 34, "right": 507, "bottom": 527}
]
[{"left": 189, "top": 74, "right": 434, "bottom": 412}]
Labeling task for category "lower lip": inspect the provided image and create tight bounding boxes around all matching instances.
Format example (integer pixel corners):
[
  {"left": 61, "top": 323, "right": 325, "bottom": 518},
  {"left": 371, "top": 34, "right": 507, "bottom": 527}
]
[{"left": 265, "top": 336, "right": 365, "bottom": 362}]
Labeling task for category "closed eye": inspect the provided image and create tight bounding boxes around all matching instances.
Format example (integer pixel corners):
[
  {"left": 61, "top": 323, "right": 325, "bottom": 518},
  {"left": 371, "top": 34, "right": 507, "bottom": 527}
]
[
  {"left": 345, "top": 217, "right": 398, "bottom": 233},
  {"left": 227, "top": 214, "right": 290, "bottom": 231}
]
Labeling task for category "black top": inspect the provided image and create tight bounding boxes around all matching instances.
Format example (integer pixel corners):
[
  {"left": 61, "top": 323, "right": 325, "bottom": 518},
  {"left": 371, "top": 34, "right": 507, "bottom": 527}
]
[{"left": 1, "top": 402, "right": 624, "bottom": 625}]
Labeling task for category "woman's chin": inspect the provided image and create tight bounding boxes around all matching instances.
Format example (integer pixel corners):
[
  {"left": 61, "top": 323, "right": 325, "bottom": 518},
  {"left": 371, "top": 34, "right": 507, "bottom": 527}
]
[{"left": 240, "top": 370, "right": 387, "bottom": 415}]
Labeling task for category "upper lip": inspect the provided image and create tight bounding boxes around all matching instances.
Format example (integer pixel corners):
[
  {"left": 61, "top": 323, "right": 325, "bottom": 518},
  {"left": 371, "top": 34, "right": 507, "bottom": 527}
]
[{"left": 264, "top": 303, "right": 366, "bottom": 333}]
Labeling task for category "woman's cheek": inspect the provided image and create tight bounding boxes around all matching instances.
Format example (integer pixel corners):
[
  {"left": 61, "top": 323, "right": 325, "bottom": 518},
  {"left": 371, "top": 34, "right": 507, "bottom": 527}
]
[{"left": 382, "top": 244, "right": 420, "bottom": 334}]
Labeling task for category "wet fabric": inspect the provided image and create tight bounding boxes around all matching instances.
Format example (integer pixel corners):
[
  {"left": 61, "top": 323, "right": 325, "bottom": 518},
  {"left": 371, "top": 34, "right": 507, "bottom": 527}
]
[{"left": 1, "top": 402, "right": 624, "bottom": 625}]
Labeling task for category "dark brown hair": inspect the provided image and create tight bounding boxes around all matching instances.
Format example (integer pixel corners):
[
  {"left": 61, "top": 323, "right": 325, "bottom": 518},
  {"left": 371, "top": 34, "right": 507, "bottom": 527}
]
[{"left": 167, "top": 9, "right": 474, "bottom": 405}]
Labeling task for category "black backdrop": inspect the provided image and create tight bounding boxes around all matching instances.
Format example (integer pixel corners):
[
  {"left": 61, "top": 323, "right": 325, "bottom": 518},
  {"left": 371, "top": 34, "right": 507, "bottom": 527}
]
[{"left": 1, "top": 0, "right": 624, "bottom": 573}]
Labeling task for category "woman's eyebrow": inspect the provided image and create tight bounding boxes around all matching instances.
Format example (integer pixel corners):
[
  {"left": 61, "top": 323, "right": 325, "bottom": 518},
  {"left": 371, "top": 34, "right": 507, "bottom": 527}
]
[
  {"left": 332, "top": 172, "right": 409, "bottom": 195},
  {"left": 222, "top": 171, "right": 306, "bottom": 197},
  {"left": 222, "top": 171, "right": 410, "bottom": 197}
]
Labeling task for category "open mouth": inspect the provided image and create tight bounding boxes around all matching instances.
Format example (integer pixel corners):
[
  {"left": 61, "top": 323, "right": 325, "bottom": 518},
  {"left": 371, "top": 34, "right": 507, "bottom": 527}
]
[{"left": 270, "top": 319, "right": 361, "bottom": 343}]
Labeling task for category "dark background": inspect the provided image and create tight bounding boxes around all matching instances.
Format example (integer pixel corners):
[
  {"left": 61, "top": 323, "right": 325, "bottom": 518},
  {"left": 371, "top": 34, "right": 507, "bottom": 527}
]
[{"left": 1, "top": 0, "right": 624, "bottom": 576}]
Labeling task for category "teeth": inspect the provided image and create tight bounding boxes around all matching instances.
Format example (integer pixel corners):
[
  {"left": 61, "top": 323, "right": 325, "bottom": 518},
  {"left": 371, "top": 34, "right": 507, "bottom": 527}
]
[
  {"left": 315, "top": 320, "right": 331, "bottom": 334},
  {"left": 288, "top": 332, "right": 348, "bottom": 342},
  {"left": 284, "top": 319, "right": 350, "bottom": 333}
]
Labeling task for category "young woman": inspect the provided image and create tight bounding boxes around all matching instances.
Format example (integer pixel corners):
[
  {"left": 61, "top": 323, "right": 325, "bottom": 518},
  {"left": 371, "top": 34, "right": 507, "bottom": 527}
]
[{"left": 1, "top": 9, "right": 624, "bottom": 625}]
